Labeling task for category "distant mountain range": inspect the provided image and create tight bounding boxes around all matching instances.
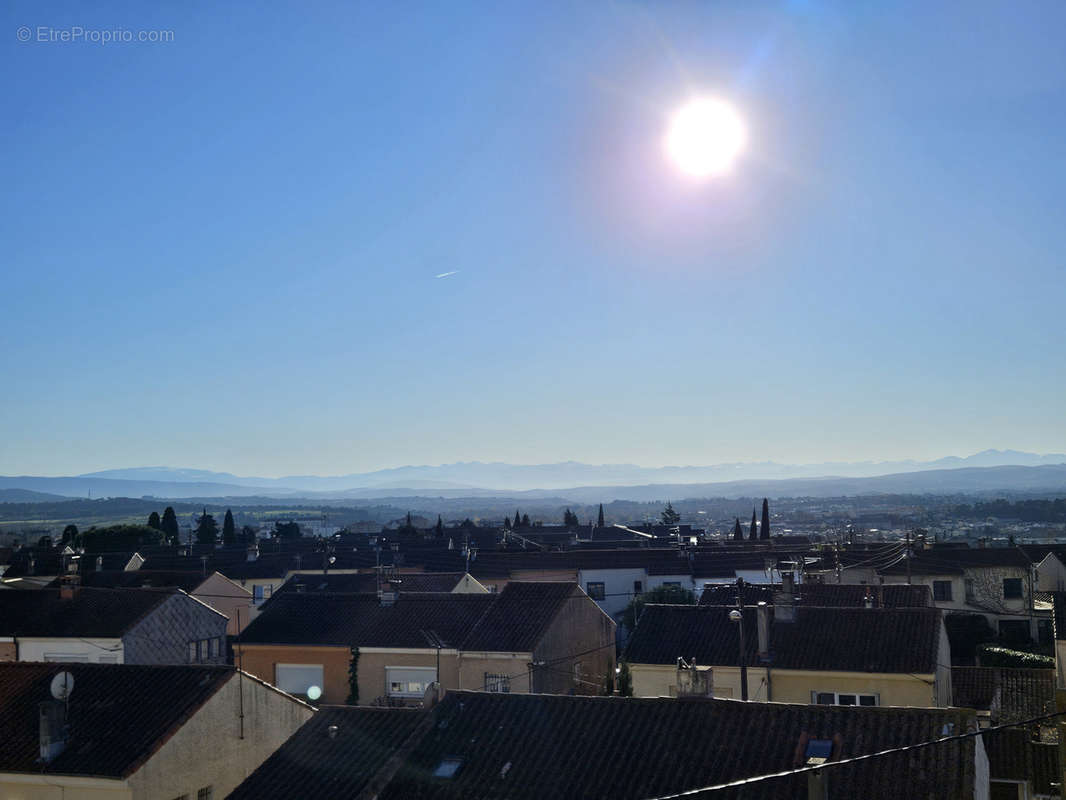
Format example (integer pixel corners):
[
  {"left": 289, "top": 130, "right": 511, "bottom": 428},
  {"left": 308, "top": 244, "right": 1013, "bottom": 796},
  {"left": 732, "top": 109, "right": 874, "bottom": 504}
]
[{"left": 0, "top": 450, "right": 1064, "bottom": 502}]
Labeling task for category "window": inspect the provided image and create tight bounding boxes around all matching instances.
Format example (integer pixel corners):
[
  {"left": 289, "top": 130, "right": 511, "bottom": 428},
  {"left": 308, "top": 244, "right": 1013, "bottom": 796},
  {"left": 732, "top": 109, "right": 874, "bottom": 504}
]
[
  {"left": 275, "top": 664, "right": 324, "bottom": 697},
  {"left": 484, "top": 673, "right": 510, "bottom": 693},
  {"left": 1002, "top": 578, "right": 1023, "bottom": 600},
  {"left": 209, "top": 638, "right": 219, "bottom": 658},
  {"left": 964, "top": 578, "right": 975, "bottom": 602},
  {"left": 386, "top": 666, "right": 436, "bottom": 698},
  {"left": 253, "top": 585, "right": 264, "bottom": 603},
  {"left": 662, "top": 581, "right": 681, "bottom": 588},
  {"left": 813, "top": 691, "right": 877, "bottom": 706},
  {"left": 43, "top": 653, "right": 90, "bottom": 662},
  {"left": 932, "top": 580, "right": 953, "bottom": 602},
  {"left": 586, "top": 582, "right": 605, "bottom": 600},
  {"left": 633, "top": 580, "right": 643, "bottom": 595},
  {"left": 197, "top": 787, "right": 213, "bottom": 800},
  {"left": 188, "top": 641, "right": 198, "bottom": 663}
]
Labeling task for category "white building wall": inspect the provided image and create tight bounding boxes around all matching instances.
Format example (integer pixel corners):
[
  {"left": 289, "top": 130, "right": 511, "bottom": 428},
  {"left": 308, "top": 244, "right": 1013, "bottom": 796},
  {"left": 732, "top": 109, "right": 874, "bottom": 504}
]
[{"left": 17, "top": 638, "right": 123, "bottom": 663}]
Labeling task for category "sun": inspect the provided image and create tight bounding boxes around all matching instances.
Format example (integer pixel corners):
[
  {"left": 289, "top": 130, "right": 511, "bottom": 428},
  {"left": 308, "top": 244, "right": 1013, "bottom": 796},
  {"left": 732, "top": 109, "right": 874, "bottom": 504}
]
[{"left": 664, "top": 97, "right": 747, "bottom": 179}]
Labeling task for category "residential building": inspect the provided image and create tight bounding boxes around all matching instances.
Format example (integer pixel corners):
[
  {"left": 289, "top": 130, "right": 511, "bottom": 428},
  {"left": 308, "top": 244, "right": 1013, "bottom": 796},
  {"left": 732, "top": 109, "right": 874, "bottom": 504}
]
[
  {"left": 237, "top": 582, "right": 614, "bottom": 704},
  {"left": 624, "top": 602, "right": 952, "bottom": 707},
  {"left": 228, "top": 690, "right": 987, "bottom": 799},
  {"left": 69, "top": 569, "right": 255, "bottom": 636},
  {"left": 0, "top": 662, "right": 312, "bottom": 799},
  {"left": 0, "top": 584, "right": 228, "bottom": 664}
]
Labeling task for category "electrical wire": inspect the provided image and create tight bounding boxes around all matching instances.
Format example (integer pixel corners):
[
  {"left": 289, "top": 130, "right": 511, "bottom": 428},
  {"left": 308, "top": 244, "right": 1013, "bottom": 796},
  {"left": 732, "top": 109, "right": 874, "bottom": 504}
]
[{"left": 640, "top": 707, "right": 1066, "bottom": 800}]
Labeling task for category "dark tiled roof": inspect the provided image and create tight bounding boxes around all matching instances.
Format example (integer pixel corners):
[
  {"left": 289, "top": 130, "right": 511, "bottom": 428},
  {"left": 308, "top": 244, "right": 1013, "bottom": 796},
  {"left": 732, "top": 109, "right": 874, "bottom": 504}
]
[
  {"left": 241, "top": 582, "right": 587, "bottom": 653},
  {"left": 879, "top": 547, "right": 1032, "bottom": 576},
  {"left": 982, "top": 728, "right": 1060, "bottom": 793},
  {"left": 52, "top": 569, "right": 206, "bottom": 592},
  {"left": 625, "top": 605, "right": 941, "bottom": 674},
  {"left": 276, "top": 572, "right": 471, "bottom": 596},
  {"left": 698, "top": 582, "right": 932, "bottom": 608},
  {"left": 951, "top": 667, "right": 1054, "bottom": 723},
  {"left": 226, "top": 705, "right": 430, "bottom": 799},
  {"left": 240, "top": 592, "right": 493, "bottom": 649},
  {"left": 0, "top": 662, "right": 232, "bottom": 777},
  {"left": 462, "top": 582, "right": 577, "bottom": 652},
  {"left": 0, "top": 587, "right": 175, "bottom": 637},
  {"left": 371, "top": 691, "right": 978, "bottom": 800}
]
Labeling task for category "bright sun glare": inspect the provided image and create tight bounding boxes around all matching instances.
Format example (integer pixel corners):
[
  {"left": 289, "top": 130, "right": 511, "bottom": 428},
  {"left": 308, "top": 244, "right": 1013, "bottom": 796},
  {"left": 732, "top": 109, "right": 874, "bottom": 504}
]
[{"left": 664, "top": 97, "right": 747, "bottom": 179}]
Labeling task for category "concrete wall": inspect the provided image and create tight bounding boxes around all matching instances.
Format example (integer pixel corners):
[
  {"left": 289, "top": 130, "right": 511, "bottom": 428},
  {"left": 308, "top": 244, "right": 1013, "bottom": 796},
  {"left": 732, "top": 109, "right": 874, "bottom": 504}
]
[
  {"left": 458, "top": 653, "right": 532, "bottom": 693},
  {"left": 0, "top": 639, "right": 14, "bottom": 661},
  {"left": 532, "top": 587, "right": 616, "bottom": 695},
  {"left": 125, "top": 672, "right": 313, "bottom": 800},
  {"left": 237, "top": 644, "right": 351, "bottom": 704},
  {"left": 578, "top": 567, "right": 644, "bottom": 620},
  {"left": 356, "top": 649, "right": 457, "bottom": 705},
  {"left": 123, "top": 591, "right": 228, "bottom": 665},
  {"left": 17, "top": 637, "right": 123, "bottom": 663},
  {"left": 1036, "top": 554, "right": 1066, "bottom": 592},
  {"left": 193, "top": 572, "right": 253, "bottom": 636}
]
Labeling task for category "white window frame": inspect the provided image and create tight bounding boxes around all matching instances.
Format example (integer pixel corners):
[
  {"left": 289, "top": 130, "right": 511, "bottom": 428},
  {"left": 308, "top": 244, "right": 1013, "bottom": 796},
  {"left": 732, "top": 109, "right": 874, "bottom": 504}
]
[
  {"left": 274, "top": 663, "right": 325, "bottom": 697},
  {"left": 386, "top": 666, "right": 437, "bottom": 698},
  {"left": 812, "top": 691, "right": 878, "bottom": 706}
]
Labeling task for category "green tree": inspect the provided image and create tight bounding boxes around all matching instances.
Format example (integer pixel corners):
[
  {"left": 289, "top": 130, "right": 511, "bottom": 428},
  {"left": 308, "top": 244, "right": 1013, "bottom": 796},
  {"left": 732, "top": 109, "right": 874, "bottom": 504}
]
[
  {"left": 563, "top": 508, "right": 579, "bottom": 527},
  {"left": 597, "top": 503, "right": 605, "bottom": 528},
  {"left": 195, "top": 508, "right": 220, "bottom": 546},
  {"left": 346, "top": 646, "right": 360, "bottom": 705},
  {"left": 147, "top": 511, "right": 161, "bottom": 530},
  {"left": 749, "top": 507, "right": 758, "bottom": 541},
  {"left": 61, "top": 524, "right": 78, "bottom": 547},
  {"left": 222, "top": 509, "right": 236, "bottom": 546},
  {"left": 603, "top": 660, "right": 615, "bottom": 696},
  {"left": 514, "top": 510, "right": 522, "bottom": 528},
  {"left": 160, "top": 506, "right": 180, "bottom": 545},
  {"left": 760, "top": 498, "right": 770, "bottom": 540},
  {"left": 435, "top": 515, "right": 445, "bottom": 537},
  {"left": 521, "top": 513, "right": 530, "bottom": 527},
  {"left": 273, "top": 520, "right": 301, "bottom": 539},
  {"left": 660, "top": 502, "right": 680, "bottom": 526},
  {"left": 616, "top": 660, "right": 633, "bottom": 697},
  {"left": 621, "top": 584, "right": 695, "bottom": 633},
  {"left": 733, "top": 518, "right": 743, "bottom": 541},
  {"left": 240, "top": 525, "right": 259, "bottom": 545},
  {"left": 80, "top": 524, "right": 164, "bottom": 553}
]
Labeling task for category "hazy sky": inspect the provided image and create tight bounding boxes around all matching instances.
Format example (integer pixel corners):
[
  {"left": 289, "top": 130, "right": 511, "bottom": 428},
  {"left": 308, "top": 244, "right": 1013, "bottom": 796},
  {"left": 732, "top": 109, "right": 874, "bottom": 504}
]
[{"left": 3, "top": 1, "right": 1065, "bottom": 477}]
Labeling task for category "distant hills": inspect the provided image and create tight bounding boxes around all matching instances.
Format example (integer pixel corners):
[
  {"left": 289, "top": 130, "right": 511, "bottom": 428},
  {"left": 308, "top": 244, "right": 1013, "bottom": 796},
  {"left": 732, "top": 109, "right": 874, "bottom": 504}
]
[{"left": 1, "top": 451, "right": 1065, "bottom": 503}]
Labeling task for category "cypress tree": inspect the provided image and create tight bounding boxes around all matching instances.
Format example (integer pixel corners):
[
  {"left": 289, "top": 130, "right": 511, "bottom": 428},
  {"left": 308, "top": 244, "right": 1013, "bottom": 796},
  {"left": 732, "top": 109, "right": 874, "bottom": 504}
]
[
  {"left": 194, "top": 508, "right": 219, "bottom": 546},
  {"left": 733, "top": 518, "right": 743, "bottom": 541},
  {"left": 147, "top": 511, "right": 161, "bottom": 530},
  {"left": 597, "top": 503, "right": 605, "bottom": 528},
  {"left": 435, "top": 515, "right": 445, "bottom": 537},
  {"left": 760, "top": 498, "right": 770, "bottom": 540},
  {"left": 749, "top": 507, "right": 758, "bottom": 541},
  {"left": 521, "top": 513, "right": 530, "bottom": 527},
  {"left": 514, "top": 510, "right": 521, "bottom": 528},
  {"left": 160, "top": 506, "right": 180, "bottom": 545},
  {"left": 222, "top": 509, "right": 236, "bottom": 546}
]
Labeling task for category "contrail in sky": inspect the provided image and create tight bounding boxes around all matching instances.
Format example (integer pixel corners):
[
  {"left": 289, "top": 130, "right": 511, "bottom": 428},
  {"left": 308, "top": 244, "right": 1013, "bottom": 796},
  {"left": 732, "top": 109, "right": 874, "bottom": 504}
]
[{"left": 435, "top": 270, "right": 459, "bottom": 279}]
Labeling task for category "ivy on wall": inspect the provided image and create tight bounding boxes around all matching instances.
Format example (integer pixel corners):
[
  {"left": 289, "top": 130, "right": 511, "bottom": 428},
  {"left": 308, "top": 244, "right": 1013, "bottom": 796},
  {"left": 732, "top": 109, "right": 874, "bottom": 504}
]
[{"left": 347, "top": 646, "right": 360, "bottom": 705}]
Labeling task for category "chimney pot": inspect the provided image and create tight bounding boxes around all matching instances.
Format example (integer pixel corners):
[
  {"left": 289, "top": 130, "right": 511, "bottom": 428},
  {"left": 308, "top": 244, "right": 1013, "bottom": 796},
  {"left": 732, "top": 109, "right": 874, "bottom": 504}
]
[{"left": 756, "top": 602, "right": 771, "bottom": 660}]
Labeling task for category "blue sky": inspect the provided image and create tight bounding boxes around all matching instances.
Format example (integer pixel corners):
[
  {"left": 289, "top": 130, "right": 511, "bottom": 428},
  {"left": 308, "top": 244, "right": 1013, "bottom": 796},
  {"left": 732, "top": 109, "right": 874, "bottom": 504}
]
[{"left": 2, "top": 1, "right": 1064, "bottom": 477}]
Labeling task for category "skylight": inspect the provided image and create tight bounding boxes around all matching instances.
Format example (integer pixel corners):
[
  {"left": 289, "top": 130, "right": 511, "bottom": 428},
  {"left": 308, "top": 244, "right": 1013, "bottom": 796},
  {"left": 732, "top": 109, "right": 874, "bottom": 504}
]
[{"left": 432, "top": 757, "right": 464, "bottom": 779}]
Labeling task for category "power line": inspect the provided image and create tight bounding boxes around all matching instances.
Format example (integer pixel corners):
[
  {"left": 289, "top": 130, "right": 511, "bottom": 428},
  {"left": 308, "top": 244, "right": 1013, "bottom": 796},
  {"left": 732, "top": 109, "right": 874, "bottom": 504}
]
[{"left": 640, "top": 707, "right": 1066, "bottom": 800}]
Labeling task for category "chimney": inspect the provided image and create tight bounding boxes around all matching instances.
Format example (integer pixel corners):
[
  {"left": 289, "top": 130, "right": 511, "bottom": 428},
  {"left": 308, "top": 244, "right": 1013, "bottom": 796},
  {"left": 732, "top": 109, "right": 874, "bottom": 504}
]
[
  {"left": 246, "top": 543, "right": 259, "bottom": 563},
  {"left": 774, "top": 572, "right": 796, "bottom": 623},
  {"left": 95, "top": 556, "right": 103, "bottom": 571},
  {"left": 39, "top": 701, "right": 68, "bottom": 762},
  {"left": 379, "top": 590, "right": 396, "bottom": 607},
  {"left": 27, "top": 556, "right": 35, "bottom": 576},
  {"left": 59, "top": 575, "right": 80, "bottom": 600},
  {"left": 863, "top": 588, "right": 873, "bottom": 609},
  {"left": 756, "top": 602, "right": 771, "bottom": 661}
]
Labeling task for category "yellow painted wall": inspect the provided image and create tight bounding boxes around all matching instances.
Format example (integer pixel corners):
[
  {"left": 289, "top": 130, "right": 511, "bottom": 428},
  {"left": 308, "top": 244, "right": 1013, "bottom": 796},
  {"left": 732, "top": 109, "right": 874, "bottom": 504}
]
[
  {"left": 0, "top": 776, "right": 130, "bottom": 800},
  {"left": 630, "top": 663, "right": 937, "bottom": 707},
  {"left": 237, "top": 643, "right": 352, "bottom": 704}
]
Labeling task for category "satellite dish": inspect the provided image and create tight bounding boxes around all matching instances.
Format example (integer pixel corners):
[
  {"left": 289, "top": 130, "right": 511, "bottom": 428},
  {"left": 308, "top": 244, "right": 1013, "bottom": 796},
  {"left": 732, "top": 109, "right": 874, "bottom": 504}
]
[{"left": 50, "top": 671, "right": 75, "bottom": 702}]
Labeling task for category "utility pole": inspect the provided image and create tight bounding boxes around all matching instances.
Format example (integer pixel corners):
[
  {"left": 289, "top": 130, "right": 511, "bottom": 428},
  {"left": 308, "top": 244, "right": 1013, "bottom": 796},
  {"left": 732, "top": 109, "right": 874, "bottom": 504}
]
[{"left": 906, "top": 529, "right": 912, "bottom": 586}]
